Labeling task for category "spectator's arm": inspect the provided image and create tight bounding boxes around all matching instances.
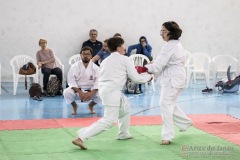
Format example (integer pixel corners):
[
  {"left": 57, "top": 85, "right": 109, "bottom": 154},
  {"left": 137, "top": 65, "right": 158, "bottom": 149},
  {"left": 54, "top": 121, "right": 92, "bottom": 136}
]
[
  {"left": 126, "top": 44, "right": 138, "bottom": 57},
  {"left": 91, "top": 55, "right": 100, "bottom": 63},
  {"left": 142, "top": 45, "right": 152, "bottom": 58}
]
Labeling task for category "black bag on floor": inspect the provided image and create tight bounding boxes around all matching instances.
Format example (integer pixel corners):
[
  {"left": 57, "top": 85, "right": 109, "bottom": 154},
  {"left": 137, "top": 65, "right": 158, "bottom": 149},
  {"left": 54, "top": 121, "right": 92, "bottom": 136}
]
[
  {"left": 47, "top": 77, "right": 60, "bottom": 95},
  {"left": 29, "top": 83, "right": 42, "bottom": 97}
]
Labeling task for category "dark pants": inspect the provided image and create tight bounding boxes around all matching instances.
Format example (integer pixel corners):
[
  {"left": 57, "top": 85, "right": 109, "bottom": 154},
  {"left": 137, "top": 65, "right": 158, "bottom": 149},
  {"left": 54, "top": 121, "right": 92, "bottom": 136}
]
[
  {"left": 139, "top": 84, "right": 142, "bottom": 93},
  {"left": 42, "top": 67, "right": 62, "bottom": 90}
]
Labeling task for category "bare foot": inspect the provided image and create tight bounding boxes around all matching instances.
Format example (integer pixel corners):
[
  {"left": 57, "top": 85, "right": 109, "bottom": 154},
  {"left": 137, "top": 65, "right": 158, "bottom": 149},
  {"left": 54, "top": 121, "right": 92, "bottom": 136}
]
[
  {"left": 71, "top": 103, "right": 78, "bottom": 115},
  {"left": 90, "top": 110, "right": 96, "bottom": 114},
  {"left": 71, "top": 112, "right": 77, "bottom": 115},
  {"left": 72, "top": 138, "right": 87, "bottom": 150},
  {"left": 161, "top": 140, "right": 171, "bottom": 145},
  {"left": 88, "top": 101, "right": 96, "bottom": 114}
]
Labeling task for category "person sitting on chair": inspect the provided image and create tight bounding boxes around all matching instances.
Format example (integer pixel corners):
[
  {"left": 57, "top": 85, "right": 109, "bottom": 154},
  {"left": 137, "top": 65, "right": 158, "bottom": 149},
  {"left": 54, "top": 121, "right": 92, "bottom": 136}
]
[
  {"left": 126, "top": 36, "right": 153, "bottom": 61},
  {"left": 91, "top": 39, "right": 111, "bottom": 64},
  {"left": 36, "top": 38, "right": 63, "bottom": 96},
  {"left": 63, "top": 46, "right": 101, "bottom": 115},
  {"left": 126, "top": 36, "right": 153, "bottom": 93}
]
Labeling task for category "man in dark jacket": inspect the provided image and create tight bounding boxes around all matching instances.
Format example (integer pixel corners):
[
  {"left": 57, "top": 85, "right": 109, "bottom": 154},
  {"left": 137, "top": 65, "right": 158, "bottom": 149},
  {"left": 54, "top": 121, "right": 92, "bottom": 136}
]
[{"left": 82, "top": 29, "right": 103, "bottom": 65}]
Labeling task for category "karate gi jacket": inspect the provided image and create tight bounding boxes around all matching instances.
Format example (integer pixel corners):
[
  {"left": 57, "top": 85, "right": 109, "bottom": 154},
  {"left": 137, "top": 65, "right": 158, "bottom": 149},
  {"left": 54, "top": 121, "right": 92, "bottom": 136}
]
[
  {"left": 98, "top": 52, "right": 152, "bottom": 106},
  {"left": 145, "top": 40, "right": 187, "bottom": 88},
  {"left": 67, "top": 60, "right": 99, "bottom": 90}
]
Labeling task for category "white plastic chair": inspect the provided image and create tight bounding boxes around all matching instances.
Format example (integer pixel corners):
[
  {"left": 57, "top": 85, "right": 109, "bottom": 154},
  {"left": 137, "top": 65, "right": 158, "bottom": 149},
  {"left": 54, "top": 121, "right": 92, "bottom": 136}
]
[
  {"left": 0, "top": 63, "right": 1, "bottom": 95},
  {"left": 184, "top": 50, "right": 192, "bottom": 67},
  {"left": 39, "top": 56, "right": 64, "bottom": 88},
  {"left": 212, "top": 55, "right": 239, "bottom": 87},
  {"left": 186, "top": 52, "right": 211, "bottom": 88},
  {"left": 129, "top": 54, "right": 155, "bottom": 91},
  {"left": 10, "top": 55, "right": 39, "bottom": 95},
  {"left": 68, "top": 54, "right": 81, "bottom": 66}
]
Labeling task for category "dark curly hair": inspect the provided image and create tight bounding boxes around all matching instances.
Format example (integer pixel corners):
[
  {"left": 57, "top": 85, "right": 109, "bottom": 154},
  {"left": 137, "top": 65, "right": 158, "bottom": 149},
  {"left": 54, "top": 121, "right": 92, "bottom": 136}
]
[{"left": 162, "top": 21, "right": 182, "bottom": 40}]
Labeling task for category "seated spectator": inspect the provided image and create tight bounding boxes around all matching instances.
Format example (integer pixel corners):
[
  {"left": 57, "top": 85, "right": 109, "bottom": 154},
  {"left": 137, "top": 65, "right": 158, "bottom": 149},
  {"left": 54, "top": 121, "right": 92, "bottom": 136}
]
[
  {"left": 91, "top": 39, "right": 110, "bottom": 64},
  {"left": 126, "top": 36, "right": 153, "bottom": 61},
  {"left": 63, "top": 46, "right": 101, "bottom": 115},
  {"left": 36, "top": 38, "right": 63, "bottom": 96},
  {"left": 82, "top": 29, "right": 102, "bottom": 65}
]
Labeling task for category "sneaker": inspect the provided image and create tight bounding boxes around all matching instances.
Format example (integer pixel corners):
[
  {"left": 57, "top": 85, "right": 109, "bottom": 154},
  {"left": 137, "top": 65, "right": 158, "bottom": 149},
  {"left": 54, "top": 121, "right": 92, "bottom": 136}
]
[{"left": 202, "top": 87, "right": 213, "bottom": 93}]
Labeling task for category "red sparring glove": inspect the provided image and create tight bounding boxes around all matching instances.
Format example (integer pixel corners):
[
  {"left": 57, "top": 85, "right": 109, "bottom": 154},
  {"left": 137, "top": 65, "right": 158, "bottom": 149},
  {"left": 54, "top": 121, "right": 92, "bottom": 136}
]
[{"left": 135, "top": 66, "right": 148, "bottom": 73}]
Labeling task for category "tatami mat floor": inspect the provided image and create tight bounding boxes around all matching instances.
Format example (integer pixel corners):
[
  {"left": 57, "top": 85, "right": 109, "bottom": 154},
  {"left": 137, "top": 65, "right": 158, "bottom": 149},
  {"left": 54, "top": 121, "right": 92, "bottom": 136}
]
[{"left": 1, "top": 82, "right": 240, "bottom": 160}]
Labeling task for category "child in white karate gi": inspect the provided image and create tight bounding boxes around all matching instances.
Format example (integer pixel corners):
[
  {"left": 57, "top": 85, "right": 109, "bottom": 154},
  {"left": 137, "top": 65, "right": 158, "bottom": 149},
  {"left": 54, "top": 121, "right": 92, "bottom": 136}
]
[{"left": 72, "top": 37, "right": 152, "bottom": 150}]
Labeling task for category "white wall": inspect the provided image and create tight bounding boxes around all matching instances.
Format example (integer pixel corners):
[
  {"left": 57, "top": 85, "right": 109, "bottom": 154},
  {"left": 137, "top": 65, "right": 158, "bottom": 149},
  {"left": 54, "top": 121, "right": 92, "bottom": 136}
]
[{"left": 0, "top": 0, "right": 240, "bottom": 81}]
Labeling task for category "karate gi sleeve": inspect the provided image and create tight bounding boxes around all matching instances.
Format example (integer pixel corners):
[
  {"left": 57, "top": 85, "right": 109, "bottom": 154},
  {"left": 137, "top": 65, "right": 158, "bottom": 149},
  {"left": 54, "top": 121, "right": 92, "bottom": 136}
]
[
  {"left": 91, "top": 66, "right": 99, "bottom": 90},
  {"left": 126, "top": 58, "right": 152, "bottom": 84},
  {"left": 67, "top": 65, "right": 79, "bottom": 88},
  {"left": 145, "top": 43, "right": 174, "bottom": 74}
]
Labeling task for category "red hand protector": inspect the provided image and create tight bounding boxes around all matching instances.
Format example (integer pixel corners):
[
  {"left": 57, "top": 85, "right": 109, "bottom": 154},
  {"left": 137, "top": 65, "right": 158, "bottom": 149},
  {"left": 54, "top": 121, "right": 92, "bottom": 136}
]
[{"left": 135, "top": 66, "right": 148, "bottom": 73}]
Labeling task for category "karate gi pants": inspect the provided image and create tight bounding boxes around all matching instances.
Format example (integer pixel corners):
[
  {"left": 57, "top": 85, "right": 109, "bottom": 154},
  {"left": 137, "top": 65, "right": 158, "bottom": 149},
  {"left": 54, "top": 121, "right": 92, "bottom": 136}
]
[
  {"left": 160, "top": 82, "right": 192, "bottom": 141},
  {"left": 77, "top": 93, "right": 131, "bottom": 141},
  {"left": 63, "top": 87, "right": 101, "bottom": 104}
]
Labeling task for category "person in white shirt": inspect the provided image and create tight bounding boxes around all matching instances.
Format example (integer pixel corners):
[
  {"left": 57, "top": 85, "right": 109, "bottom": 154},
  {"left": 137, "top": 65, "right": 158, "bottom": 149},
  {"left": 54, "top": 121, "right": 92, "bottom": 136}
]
[
  {"left": 63, "top": 46, "right": 100, "bottom": 115},
  {"left": 145, "top": 21, "right": 192, "bottom": 145},
  {"left": 72, "top": 37, "right": 152, "bottom": 150}
]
